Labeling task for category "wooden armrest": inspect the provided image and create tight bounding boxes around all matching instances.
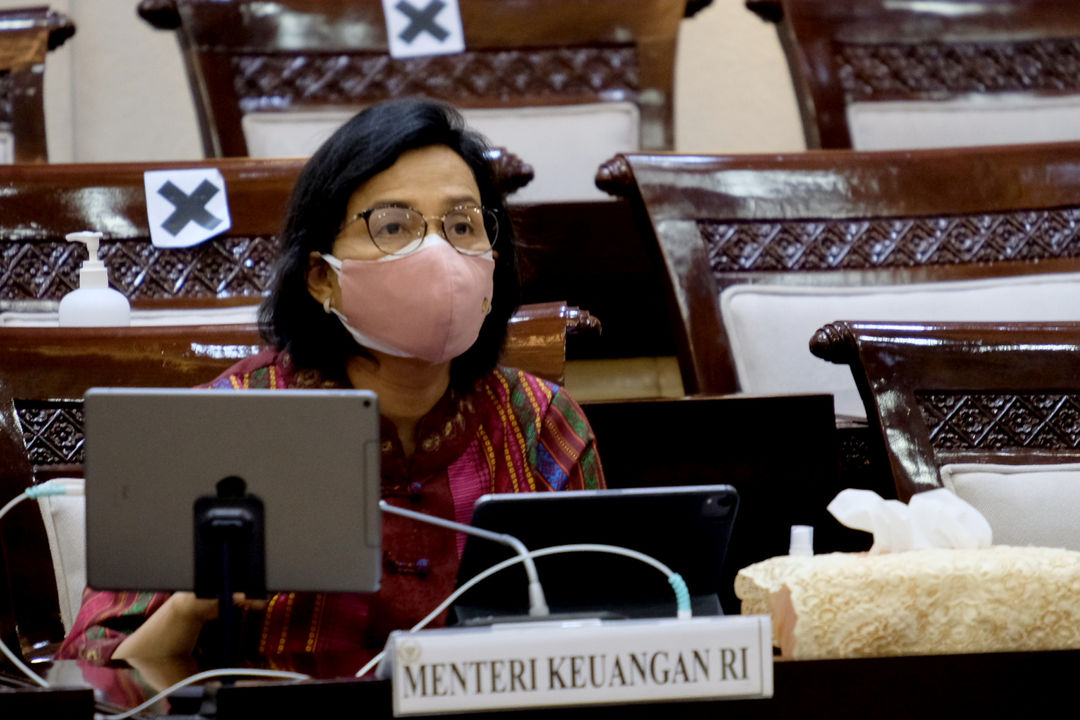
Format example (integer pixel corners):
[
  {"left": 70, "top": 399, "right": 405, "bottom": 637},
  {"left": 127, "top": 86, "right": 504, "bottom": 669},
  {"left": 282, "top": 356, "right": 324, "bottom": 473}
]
[{"left": 502, "top": 301, "right": 601, "bottom": 385}]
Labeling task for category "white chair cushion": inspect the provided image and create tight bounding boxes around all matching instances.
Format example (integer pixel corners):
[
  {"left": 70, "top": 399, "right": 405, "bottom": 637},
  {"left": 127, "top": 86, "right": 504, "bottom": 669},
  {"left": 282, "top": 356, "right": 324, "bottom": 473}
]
[
  {"left": 720, "top": 272, "right": 1080, "bottom": 417},
  {"left": 940, "top": 463, "right": 1080, "bottom": 551},
  {"left": 849, "top": 94, "right": 1080, "bottom": 151},
  {"left": 241, "top": 103, "right": 640, "bottom": 202},
  {"left": 36, "top": 479, "right": 87, "bottom": 633}
]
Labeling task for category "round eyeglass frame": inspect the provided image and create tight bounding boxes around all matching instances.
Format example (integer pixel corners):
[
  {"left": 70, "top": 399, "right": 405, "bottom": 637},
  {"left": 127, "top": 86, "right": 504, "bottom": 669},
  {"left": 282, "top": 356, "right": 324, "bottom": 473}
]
[{"left": 338, "top": 204, "right": 499, "bottom": 256}]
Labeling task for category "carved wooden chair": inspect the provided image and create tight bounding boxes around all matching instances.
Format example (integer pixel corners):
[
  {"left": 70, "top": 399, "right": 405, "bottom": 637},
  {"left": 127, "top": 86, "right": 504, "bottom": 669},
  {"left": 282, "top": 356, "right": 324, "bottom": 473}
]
[
  {"left": 747, "top": 0, "right": 1080, "bottom": 150},
  {"left": 0, "top": 5, "right": 75, "bottom": 163},
  {"left": 810, "top": 320, "right": 1080, "bottom": 499},
  {"left": 597, "top": 143, "right": 1080, "bottom": 406},
  {"left": 810, "top": 320, "right": 1080, "bottom": 551},
  {"left": 135, "top": 0, "right": 710, "bottom": 200}
]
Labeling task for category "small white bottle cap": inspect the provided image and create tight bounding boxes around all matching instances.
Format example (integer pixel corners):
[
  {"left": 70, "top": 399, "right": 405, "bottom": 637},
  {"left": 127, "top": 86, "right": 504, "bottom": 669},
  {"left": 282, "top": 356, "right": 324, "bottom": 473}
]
[
  {"left": 789, "top": 525, "right": 814, "bottom": 557},
  {"left": 67, "top": 231, "right": 108, "bottom": 289}
]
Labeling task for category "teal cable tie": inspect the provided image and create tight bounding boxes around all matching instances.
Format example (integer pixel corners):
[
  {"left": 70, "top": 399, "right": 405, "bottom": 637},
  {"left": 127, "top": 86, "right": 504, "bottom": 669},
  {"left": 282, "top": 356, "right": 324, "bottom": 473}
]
[
  {"left": 26, "top": 484, "right": 71, "bottom": 499},
  {"left": 667, "top": 573, "right": 692, "bottom": 614}
]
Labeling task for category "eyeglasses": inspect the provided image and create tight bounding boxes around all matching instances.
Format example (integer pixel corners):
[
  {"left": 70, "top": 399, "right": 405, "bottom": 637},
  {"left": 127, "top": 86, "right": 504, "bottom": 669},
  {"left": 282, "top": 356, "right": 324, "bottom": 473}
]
[{"left": 339, "top": 204, "right": 498, "bottom": 256}]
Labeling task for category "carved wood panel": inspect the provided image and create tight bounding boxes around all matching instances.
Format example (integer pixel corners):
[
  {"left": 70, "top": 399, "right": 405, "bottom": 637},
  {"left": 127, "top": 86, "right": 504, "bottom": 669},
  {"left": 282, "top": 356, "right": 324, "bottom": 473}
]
[
  {"left": 837, "top": 37, "right": 1080, "bottom": 101},
  {"left": 231, "top": 47, "right": 639, "bottom": 112},
  {"left": 700, "top": 207, "right": 1080, "bottom": 273},
  {"left": 16, "top": 401, "right": 85, "bottom": 469},
  {"left": 0, "top": 235, "right": 278, "bottom": 303},
  {"left": 918, "top": 392, "right": 1080, "bottom": 451}
]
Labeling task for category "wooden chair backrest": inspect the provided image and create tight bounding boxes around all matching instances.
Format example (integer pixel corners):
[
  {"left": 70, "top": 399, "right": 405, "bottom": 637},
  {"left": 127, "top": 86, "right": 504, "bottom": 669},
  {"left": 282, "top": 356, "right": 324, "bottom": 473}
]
[
  {"left": 0, "top": 6, "right": 74, "bottom": 163},
  {"left": 597, "top": 143, "right": 1080, "bottom": 395},
  {"left": 809, "top": 320, "right": 1080, "bottom": 501},
  {"left": 747, "top": 0, "right": 1080, "bottom": 149},
  {"left": 135, "top": 0, "right": 705, "bottom": 158}
]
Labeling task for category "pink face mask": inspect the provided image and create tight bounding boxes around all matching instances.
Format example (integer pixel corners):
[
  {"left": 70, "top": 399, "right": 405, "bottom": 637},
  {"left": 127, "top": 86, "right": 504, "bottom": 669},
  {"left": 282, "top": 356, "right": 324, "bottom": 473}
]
[{"left": 321, "top": 236, "right": 495, "bottom": 363}]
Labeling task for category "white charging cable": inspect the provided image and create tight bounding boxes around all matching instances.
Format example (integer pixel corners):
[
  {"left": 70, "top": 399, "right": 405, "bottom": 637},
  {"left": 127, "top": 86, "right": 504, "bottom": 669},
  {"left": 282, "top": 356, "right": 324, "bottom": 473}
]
[
  {"left": 1, "top": 486, "right": 689, "bottom": 713},
  {"left": 379, "top": 499, "right": 549, "bottom": 616},
  {"left": 0, "top": 480, "right": 86, "bottom": 688},
  {"left": 354, "top": 542, "right": 691, "bottom": 679}
]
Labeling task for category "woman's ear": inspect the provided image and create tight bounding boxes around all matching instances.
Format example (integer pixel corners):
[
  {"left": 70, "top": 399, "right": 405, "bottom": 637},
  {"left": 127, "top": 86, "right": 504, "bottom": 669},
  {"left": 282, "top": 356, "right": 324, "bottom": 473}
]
[{"left": 306, "top": 251, "right": 334, "bottom": 305}]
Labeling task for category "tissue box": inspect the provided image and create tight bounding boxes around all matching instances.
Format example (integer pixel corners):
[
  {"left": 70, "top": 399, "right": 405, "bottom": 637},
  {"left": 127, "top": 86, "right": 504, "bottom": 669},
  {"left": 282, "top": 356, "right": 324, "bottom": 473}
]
[{"left": 735, "top": 547, "right": 1080, "bottom": 660}]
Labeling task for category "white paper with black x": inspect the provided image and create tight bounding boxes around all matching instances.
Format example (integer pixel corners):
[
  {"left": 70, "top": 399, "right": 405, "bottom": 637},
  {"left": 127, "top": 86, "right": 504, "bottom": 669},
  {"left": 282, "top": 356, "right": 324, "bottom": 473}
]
[
  {"left": 381, "top": 0, "right": 465, "bottom": 59},
  {"left": 143, "top": 168, "right": 233, "bottom": 248}
]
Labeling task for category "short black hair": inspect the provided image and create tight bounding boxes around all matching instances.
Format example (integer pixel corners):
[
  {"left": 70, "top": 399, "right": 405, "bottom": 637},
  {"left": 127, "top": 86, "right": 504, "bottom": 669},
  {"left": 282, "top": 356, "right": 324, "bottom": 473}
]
[{"left": 259, "top": 98, "right": 520, "bottom": 390}]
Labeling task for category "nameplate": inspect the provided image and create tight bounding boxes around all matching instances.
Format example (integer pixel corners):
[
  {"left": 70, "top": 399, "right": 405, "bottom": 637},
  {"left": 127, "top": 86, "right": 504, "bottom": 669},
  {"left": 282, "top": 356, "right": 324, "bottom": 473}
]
[{"left": 386, "top": 615, "right": 772, "bottom": 716}]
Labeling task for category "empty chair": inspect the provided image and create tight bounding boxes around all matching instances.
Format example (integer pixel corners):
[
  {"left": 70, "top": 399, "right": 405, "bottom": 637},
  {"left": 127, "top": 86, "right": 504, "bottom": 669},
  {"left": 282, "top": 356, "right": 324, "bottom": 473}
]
[
  {"left": 596, "top": 143, "right": 1080, "bottom": 414},
  {"left": 811, "top": 320, "right": 1080, "bottom": 551},
  {"left": 748, "top": 0, "right": 1080, "bottom": 150},
  {"left": 136, "top": 0, "right": 708, "bottom": 200}
]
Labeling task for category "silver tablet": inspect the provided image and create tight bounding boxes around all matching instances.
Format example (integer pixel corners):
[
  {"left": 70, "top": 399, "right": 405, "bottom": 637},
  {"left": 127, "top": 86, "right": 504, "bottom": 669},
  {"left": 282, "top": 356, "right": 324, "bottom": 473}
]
[{"left": 84, "top": 387, "right": 381, "bottom": 594}]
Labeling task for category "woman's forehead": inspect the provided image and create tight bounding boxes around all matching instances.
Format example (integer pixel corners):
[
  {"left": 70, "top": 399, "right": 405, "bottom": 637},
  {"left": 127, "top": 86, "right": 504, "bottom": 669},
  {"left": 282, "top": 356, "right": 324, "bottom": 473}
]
[{"left": 347, "top": 145, "right": 481, "bottom": 210}]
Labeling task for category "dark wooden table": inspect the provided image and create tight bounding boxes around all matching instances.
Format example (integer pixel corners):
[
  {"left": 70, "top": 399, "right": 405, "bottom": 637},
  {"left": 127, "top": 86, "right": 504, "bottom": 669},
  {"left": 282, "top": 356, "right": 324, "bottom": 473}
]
[{"left": 9, "top": 647, "right": 1075, "bottom": 718}]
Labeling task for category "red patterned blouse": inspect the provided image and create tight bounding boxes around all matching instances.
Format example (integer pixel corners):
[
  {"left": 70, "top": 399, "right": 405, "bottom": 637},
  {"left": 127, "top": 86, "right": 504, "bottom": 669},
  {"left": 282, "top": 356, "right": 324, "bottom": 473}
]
[{"left": 57, "top": 349, "right": 604, "bottom": 666}]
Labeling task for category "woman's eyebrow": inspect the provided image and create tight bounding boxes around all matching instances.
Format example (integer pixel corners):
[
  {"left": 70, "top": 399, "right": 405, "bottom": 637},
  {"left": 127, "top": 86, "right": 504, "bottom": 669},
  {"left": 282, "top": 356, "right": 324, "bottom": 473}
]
[{"left": 366, "top": 200, "right": 412, "bottom": 209}]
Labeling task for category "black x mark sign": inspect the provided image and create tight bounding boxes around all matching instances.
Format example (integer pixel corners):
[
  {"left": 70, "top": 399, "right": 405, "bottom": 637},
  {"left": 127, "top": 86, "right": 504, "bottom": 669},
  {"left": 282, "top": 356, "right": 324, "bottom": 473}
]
[
  {"left": 396, "top": 0, "right": 449, "bottom": 43},
  {"left": 158, "top": 180, "right": 224, "bottom": 236}
]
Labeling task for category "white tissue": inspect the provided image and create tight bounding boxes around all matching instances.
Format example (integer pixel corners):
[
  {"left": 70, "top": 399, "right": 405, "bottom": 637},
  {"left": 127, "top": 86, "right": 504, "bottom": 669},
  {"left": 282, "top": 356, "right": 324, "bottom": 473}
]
[{"left": 827, "top": 488, "right": 993, "bottom": 554}]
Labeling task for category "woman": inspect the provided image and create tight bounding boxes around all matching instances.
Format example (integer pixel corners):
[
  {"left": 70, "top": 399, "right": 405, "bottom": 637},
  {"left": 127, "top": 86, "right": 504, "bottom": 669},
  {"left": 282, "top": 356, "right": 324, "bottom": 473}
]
[{"left": 58, "top": 99, "right": 605, "bottom": 665}]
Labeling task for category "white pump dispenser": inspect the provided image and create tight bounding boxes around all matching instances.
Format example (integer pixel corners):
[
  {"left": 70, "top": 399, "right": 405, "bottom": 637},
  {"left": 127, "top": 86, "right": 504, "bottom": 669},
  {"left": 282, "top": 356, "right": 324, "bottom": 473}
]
[{"left": 57, "top": 231, "right": 131, "bottom": 327}]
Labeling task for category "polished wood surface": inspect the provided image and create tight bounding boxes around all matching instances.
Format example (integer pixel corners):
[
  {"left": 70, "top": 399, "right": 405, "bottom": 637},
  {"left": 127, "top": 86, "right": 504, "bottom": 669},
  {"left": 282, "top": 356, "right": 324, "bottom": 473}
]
[
  {"left": 9, "top": 647, "right": 1074, "bottom": 718},
  {"left": 597, "top": 143, "right": 1080, "bottom": 395},
  {"left": 136, "top": 0, "right": 701, "bottom": 158},
  {"left": 747, "top": 0, "right": 1080, "bottom": 149},
  {"left": 213, "top": 648, "right": 1080, "bottom": 718},
  {"left": 811, "top": 320, "right": 1080, "bottom": 500},
  {"left": 0, "top": 6, "right": 74, "bottom": 163}
]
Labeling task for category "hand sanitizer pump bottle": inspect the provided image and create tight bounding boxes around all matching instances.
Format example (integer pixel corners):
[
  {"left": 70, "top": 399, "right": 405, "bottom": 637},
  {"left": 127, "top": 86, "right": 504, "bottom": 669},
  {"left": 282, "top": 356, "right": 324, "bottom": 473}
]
[{"left": 57, "top": 231, "right": 131, "bottom": 327}]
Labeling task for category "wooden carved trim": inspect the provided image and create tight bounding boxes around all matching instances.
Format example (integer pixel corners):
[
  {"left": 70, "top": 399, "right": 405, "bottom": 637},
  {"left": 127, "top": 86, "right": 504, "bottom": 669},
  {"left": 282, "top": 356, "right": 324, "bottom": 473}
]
[
  {"left": 16, "top": 401, "right": 85, "bottom": 469},
  {"left": 487, "top": 148, "right": 534, "bottom": 196},
  {"left": 594, "top": 155, "right": 634, "bottom": 197},
  {"left": 44, "top": 11, "right": 76, "bottom": 51},
  {"left": 699, "top": 206, "right": 1080, "bottom": 273},
  {"left": 838, "top": 37, "right": 1080, "bottom": 101},
  {"left": 809, "top": 321, "right": 859, "bottom": 366},
  {"left": 0, "top": 236, "right": 278, "bottom": 304},
  {"left": 230, "top": 47, "right": 640, "bottom": 112},
  {"left": 137, "top": 0, "right": 181, "bottom": 30},
  {"left": 917, "top": 391, "right": 1080, "bottom": 452}
]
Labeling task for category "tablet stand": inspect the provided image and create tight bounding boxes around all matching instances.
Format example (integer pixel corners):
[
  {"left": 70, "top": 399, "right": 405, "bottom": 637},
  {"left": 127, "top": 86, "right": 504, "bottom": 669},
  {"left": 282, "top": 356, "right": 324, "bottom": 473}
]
[{"left": 194, "top": 476, "right": 266, "bottom": 666}]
